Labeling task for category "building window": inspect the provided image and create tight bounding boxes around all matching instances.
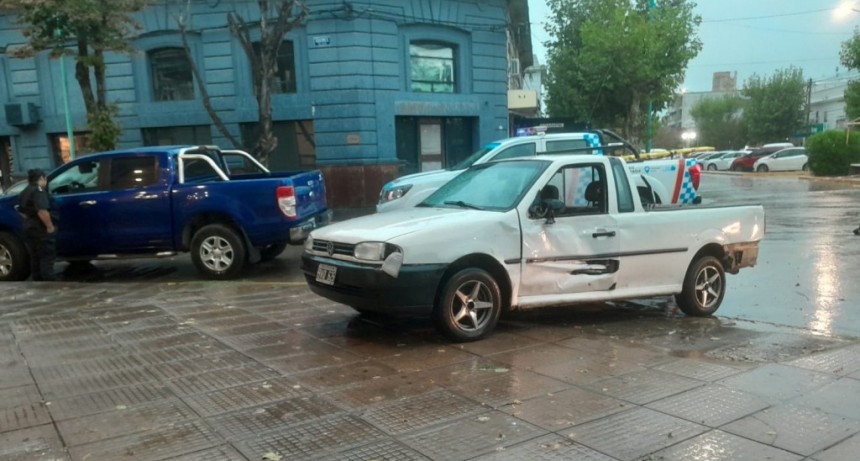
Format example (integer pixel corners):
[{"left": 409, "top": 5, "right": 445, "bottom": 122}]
[
  {"left": 240, "top": 120, "right": 315, "bottom": 170},
  {"left": 141, "top": 125, "right": 212, "bottom": 146},
  {"left": 252, "top": 41, "right": 297, "bottom": 94},
  {"left": 410, "top": 41, "right": 456, "bottom": 93},
  {"left": 149, "top": 47, "right": 194, "bottom": 101},
  {"left": 49, "top": 133, "right": 93, "bottom": 165}
]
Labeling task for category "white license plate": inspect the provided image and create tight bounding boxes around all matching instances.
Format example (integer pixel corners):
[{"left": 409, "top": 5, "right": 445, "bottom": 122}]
[{"left": 315, "top": 264, "right": 337, "bottom": 285}]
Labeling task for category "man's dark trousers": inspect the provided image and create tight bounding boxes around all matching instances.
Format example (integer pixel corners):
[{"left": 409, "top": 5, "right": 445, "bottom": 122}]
[{"left": 25, "top": 227, "right": 56, "bottom": 281}]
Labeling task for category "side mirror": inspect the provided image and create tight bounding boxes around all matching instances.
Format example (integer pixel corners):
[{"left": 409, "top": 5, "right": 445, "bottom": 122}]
[{"left": 529, "top": 198, "right": 565, "bottom": 223}]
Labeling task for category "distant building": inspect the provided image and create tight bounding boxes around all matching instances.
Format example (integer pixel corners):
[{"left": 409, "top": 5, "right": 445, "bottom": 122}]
[
  {"left": 808, "top": 72, "right": 858, "bottom": 134},
  {"left": 664, "top": 71, "right": 739, "bottom": 131},
  {"left": 0, "top": 0, "right": 531, "bottom": 207}
]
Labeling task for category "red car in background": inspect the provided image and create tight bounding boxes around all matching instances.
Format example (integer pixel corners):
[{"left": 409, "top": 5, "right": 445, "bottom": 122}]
[{"left": 730, "top": 147, "right": 783, "bottom": 172}]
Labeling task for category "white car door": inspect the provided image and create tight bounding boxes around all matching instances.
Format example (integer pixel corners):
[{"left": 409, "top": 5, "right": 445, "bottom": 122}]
[{"left": 518, "top": 162, "right": 620, "bottom": 301}]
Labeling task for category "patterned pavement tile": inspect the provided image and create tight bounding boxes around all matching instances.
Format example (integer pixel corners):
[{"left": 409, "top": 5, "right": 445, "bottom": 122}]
[
  {"left": 448, "top": 369, "right": 572, "bottom": 408},
  {"left": 325, "top": 438, "right": 431, "bottom": 461},
  {"left": 205, "top": 395, "right": 344, "bottom": 441},
  {"left": 654, "top": 358, "right": 748, "bottom": 381},
  {"left": 166, "top": 364, "right": 280, "bottom": 396},
  {"left": 646, "top": 384, "right": 771, "bottom": 427},
  {"left": 402, "top": 411, "right": 547, "bottom": 460},
  {"left": 182, "top": 377, "right": 307, "bottom": 417},
  {"left": 783, "top": 346, "right": 860, "bottom": 376},
  {"left": 0, "top": 402, "right": 52, "bottom": 434},
  {"left": 812, "top": 432, "right": 860, "bottom": 461},
  {"left": 46, "top": 383, "right": 178, "bottom": 420},
  {"left": 56, "top": 399, "right": 198, "bottom": 446},
  {"left": 236, "top": 414, "right": 387, "bottom": 460},
  {"left": 326, "top": 373, "right": 440, "bottom": 409},
  {"left": 290, "top": 360, "right": 399, "bottom": 392},
  {"left": 38, "top": 367, "right": 159, "bottom": 400},
  {"left": 721, "top": 403, "right": 860, "bottom": 456},
  {"left": 362, "top": 389, "right": 485, "bottom": 434},
  {"left": 0, "top": 424, "right": 68, "bottom": 461},
  {"left": 789, "top": 378, "right": 860, "bottom": 420},
  {"left": 584, "top": 369, "right": 705, "bottom": 405},
  {"left": 568, "top": 407, "right": 707, "bottom": 461},
  {"left": 499, "top": 386, "right": 629, "bottom": 431},
  {"left": 68, "top": 420, "right": 222, "bottom": 461},
  {"left": 718, "top": 363, "right": 836, "bottom": 402},
  {"left": 471, "top": 434, "right": 617, "bottom": 461},
  {"left": 649, "top": 430, "right": 802, "bottom": 461},
  {"left": 161, "top": 445, "right": 248, "bottom": 461}
]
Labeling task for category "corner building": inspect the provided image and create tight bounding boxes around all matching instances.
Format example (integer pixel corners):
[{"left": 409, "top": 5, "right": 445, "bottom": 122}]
[{"left": 0, "top": 0, "right": 529, "bottom": 207}]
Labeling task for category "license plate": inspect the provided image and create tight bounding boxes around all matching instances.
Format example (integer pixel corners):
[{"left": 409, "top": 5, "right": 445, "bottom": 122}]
[{"left": 315, "top": 264, "right": 337, "bottom": 285}]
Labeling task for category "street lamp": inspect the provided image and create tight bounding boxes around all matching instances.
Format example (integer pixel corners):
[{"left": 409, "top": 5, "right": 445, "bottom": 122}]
[
  {"left": 681, "top": 130, "right": 697, "bottom": 147},
  {"left": 834, "top": 0, "right": 858, "bottom": 21}
]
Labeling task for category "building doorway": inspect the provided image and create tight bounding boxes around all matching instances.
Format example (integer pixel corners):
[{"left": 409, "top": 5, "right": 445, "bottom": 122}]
[
  {"left": 395, "top": 116, "right": 475, "bottom": 175},
  {"left": 0, "top": 137, "right": 11, "bottom": 188}
]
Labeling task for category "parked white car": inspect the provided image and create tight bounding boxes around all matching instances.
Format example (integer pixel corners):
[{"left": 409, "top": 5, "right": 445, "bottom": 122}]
[
  {"left": 304, "top": 154, "right": 763, "bottom": 341},
  {"left": 704, "top": 151, "right": 745, "bottom": 171},
  {"left": 754, "top": 147, "right": 808, "bottom": 172}
]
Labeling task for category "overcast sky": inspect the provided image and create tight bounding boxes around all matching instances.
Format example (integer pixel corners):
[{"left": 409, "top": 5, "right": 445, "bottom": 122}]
[{"left": 527, "top": 0, "right": 858, "bottom": 92}]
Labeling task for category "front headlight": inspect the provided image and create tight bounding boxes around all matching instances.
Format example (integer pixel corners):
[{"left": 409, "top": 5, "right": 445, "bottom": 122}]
[
  {"left": 379, "top": 183, "right": 412, "bottom": 204},
  {"left": 354, "top": 242, "right": 386, "bottom": 261}
]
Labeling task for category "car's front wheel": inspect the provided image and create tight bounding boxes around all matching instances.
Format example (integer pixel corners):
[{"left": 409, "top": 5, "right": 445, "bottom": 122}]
[
  {"left": 707, "top": 164, "right": 717, "bottom": 171},
  {"left": 190, "top": 224, "right": 247, "bottom": 279},
  {"left": 756, "top": 164, "right": 769, "bottom": 172},
  {"left": 731, "top": 165, "right": 741, "bottom": 171},
  {"left": 676, "top": 255, "right": 725, "bottom": 316},
  {"left": 434, "top": 268, "right": 502, "bottom": 342},
  {"left": 0, "top": 232, "right": 30, "bottom": 281}
]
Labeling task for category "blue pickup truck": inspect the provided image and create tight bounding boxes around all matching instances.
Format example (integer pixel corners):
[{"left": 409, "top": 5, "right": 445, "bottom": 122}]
[{"left": 0, "top": 145, "right": 331, "bottom": 280}]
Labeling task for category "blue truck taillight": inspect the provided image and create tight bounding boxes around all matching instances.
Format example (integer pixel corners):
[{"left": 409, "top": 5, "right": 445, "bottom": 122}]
[{"left": 277, "top": 185, "right": 297, "bottom": 219}]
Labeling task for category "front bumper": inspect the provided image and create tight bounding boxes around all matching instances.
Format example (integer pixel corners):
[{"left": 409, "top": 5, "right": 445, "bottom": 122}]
[
  {"left": 289, "top": 210, "right": 333, "bottom": 243},
  {"left": 301, "top": 253, "right": 447, "bottom": 315}
]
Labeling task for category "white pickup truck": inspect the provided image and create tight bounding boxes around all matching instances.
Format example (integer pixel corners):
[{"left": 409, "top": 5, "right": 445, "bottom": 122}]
[
  {"left": 377, "top": 130, "right": 702, "bottom": 212},
  {"left": 303, "top": 154, "right": 763, "bottom": 341}
]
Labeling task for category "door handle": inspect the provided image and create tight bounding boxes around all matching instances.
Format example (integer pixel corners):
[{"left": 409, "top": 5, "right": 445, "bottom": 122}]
[
  {"left": 79, "top": 200, "right": 97, "bottom": 207},
  {"left": 592, "top": 230, "right": 616, "bottom": 238}
]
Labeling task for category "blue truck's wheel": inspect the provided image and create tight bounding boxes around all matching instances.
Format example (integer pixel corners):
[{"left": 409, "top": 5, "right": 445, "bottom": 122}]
[
  {"left": 434, "top": 268, "right": 502, "bottom": 342},
  {"left": 0, "top": 232, "right": 30, "bottom": 282},
  {"left": 190, "top": 224, "right": 247, "bottom": 279},
  {"left": 675, "top": 255, "right": 725, "bottom": 316}
]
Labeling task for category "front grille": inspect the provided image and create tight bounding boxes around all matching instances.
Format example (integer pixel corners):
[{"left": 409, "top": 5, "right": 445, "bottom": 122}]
[{"left": 311, "top": 239, "right": 355, "bottom": 257}]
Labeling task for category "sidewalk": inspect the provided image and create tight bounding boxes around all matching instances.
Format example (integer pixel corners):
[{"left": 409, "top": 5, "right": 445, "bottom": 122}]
[{"left": 1, "top": 281, "right": 859, "bottom": 460}]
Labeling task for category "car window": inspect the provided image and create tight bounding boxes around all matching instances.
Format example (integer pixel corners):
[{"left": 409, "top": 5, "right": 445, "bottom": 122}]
[
  {"left": 49, "top": 160, "right": 103, "bottom": 195},
  {"left": 222, "top": 152, "right": 266, "bottom": 175},
  {"left": 545, "top": 139, "right": 588, "bottom": 153},
  {"left": 538, "top": 163, "right": 607, "bottom": 217},
  {"left": 489, "top": 143, "right": 536, "bottom": 161},
  {"left": 182, "top": 158, "right": 223, "bottom": 183},
  {"left": 420, "top": 160, "right": 547, "bottom": 211},
  {"left": 109, "top": 156, "right": 159, "bottom": 190}
]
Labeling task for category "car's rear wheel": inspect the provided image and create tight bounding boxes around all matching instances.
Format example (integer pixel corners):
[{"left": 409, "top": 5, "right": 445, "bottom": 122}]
[
  {"left": 802, "top": 163, "right": 809, "bottom": 172},
  {"left": 191, "top": 224, "right": 247, "bottom": 279},
  {"left": 0, "top": 232, "right": 30, "bottom": 281},
  {"left": 707, "top": 164, "right": 717, "bottom": 171},
  {"left": 434, "top": 268, "right": 501, "bottom": 342},
  {"left": 756, "top": 164, "right": 769, "bottom": 172},
  {"left": 731, "top": 165, "right": 741, "bottom": 171},
  {"left": 675, "top": 255, "right": 725, "bottom": 316}
]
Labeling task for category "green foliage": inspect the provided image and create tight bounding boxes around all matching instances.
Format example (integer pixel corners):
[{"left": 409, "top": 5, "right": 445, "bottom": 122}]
[
  {"left": 689, "top": 94, "right": 747, "bottom": 149},
  {"left": 87, "top": 105, "right": 122, "bottom": 152},
  {"left": 841, "top": 31, "right": 860, "bottom": 121},
  {"left": 3, "top": 0, "right": 147, "bottom": 151},
  {"left": 741, "top": 67, "right": 806, "bottom": 145},
  {"left": 544, "top": 0, "right": 701, "bottom": 142},
  {"left": 806, "top": 130, "right": 860, "bottom": 176},
  {"left": 846, "top": 81, "right": 860, "bottom": 121}
]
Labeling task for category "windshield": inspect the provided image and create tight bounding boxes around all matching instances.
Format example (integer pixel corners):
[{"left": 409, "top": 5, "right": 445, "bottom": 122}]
[
  {"left": 451, "top": 143, "right": 500, "bottom": 170},
  {"left": 420, "top": 159, "right": 549, "bottom": 211}
]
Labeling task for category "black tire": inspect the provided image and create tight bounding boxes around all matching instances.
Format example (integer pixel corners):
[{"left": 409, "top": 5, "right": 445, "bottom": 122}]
[
  {"left": 756, "top": 164, "right": 769, "bottom": 173},
  {"left": 802, "top": 163, "right": 809, "bottom": 172},
  {"left": 0, "top": 232, "right": 30, "bottom": 281},
  {"left": 259, "top": 242, "right": 288, "bottom": 262},
  {"left": 675, "top": 255, "right": 725, "bottom": 316},
  {"left": 190, "top": 224, "right": 247, "bottom": 279},
  {"left": 434, "top": 268, "right": 502, "bottom": 342},
  {"left": 707, "top": 164, "right": 717, "bottom": 171},
  {"left": 731, "top": 165, "right": 741, "bottom": 172}
]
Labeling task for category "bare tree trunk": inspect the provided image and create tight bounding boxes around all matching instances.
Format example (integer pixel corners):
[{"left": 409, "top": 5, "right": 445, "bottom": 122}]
[
  {"left": 179, "top": 19, "right": 241, "bottom": 148},
  {"left": 74, "top": 38, "right": 96, "bottom": 114}
]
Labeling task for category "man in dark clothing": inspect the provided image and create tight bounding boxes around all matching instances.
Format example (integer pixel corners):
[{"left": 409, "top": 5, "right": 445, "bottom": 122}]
[{"left": 18, "top": 169, "right": 57, "bottom": 281}]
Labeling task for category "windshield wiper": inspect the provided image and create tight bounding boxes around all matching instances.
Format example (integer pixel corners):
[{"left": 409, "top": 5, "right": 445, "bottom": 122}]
[{"left": 443, "top": 200, "right": 483, "bottom": 210}]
